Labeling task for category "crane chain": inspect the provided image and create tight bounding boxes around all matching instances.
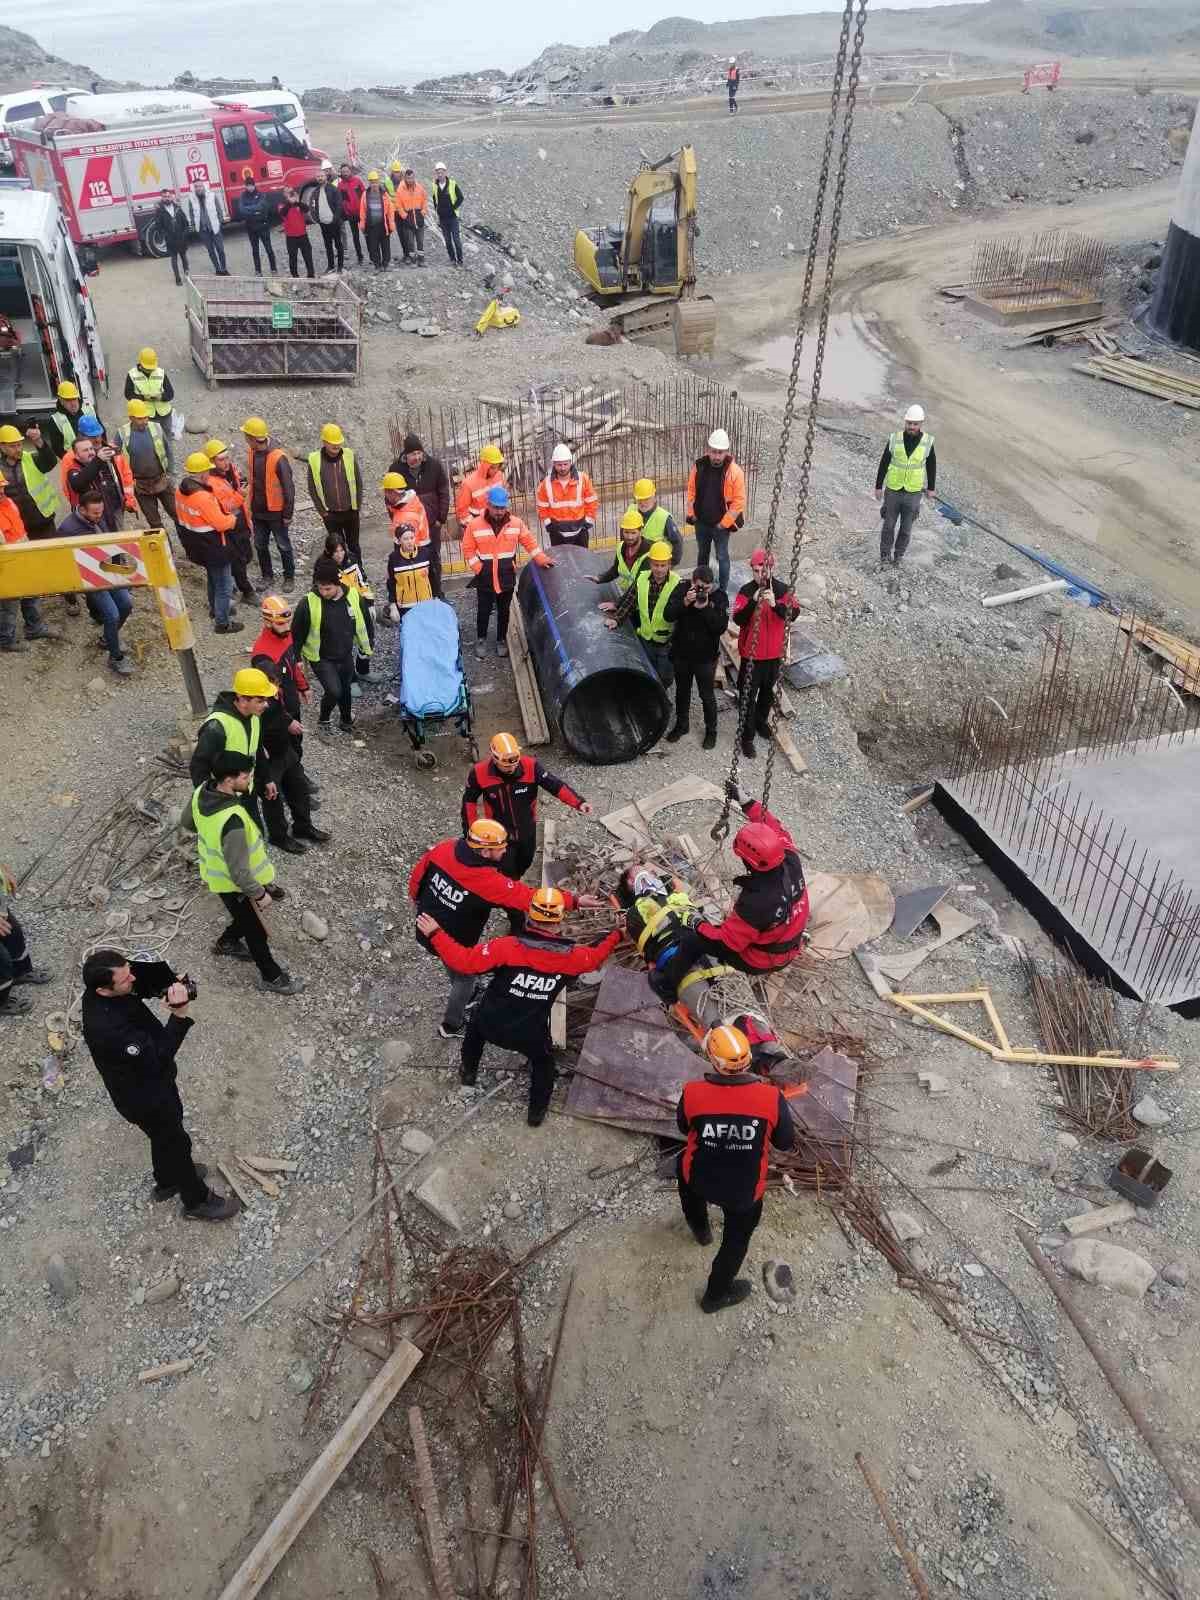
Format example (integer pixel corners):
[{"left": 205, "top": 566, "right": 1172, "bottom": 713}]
[{"left": 712, "top": 0, "right": 865, "bottom": 842}]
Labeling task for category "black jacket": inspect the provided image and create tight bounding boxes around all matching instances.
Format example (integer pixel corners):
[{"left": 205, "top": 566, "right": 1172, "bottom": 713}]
[
  {"left": 82, "top": 959, "right": 193, "bottom": 1118},
  {"left": 58, "top": 505, "right": 118, "bottom": 539},
  {"left": 67, "top": 450, "right": 127, "bottom": 525},
  {"left": 154, "top": 200, "right": 191, "bottom": 251},
  {"left": 667, "top": 583, "right": 728, "bottom": 663},
  {"left": 433, "top": 176, "right": 465, "bottom": 224},
  {"left": 291, "top": 588, "right": 357, "bottom": 663},
  {"left": 190, "top": 690, "right": 267, "bottom": 787},
  {"left": 390, "top": 450, "right": 450, "bottom": 529},
  {"left": 676, "top": 1071, "right": 795, "bottom": 1209},
  {"left": 236, "top": 189, "right": 274, "bottom": 231}
]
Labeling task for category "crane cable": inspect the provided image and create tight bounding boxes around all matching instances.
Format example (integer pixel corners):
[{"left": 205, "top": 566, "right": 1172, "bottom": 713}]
[{"left": 712, "top": 0, "right": 870, "bottom": 843}]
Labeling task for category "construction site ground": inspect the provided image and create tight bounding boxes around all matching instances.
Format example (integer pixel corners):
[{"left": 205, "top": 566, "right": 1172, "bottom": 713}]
[{"left": 2, "top": 84, "right": 1200, "bottom": 1600}]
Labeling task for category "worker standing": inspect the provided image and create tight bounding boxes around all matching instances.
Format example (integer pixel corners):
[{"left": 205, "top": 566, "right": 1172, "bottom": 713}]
[
  {"left": 118, "top": 399, "right": 178, "bottom": 534},
  {"left": 462, "top": 731, "right": 592, "bottom": 883},
  {"left": 189, "top": 666, "right": 276, "bottom": 795},
  {"left": 248, "top": 656, "right": 331, "bottom": 854},
  {"left": 381, "top": 472, "right": 430, "bottom": 553},
  {"left": 535, "top": 444, "right": 598, "bottom": 549},
  {"left": 0, "top": 475, "right": 53, "bottom": 653},
  {"left": 241, "top": 417, "right": 295, "bottom": 592},
  {"left": 432, "top": 162, "right": 465, "bottom": 265},
  {"left": 338, "top": 164, "right": 366, "bottom": 265},
  {"left": 152, "top": 188, "right": 191, "bottom": 286},
  {"left": 591, "top": 509, "right": 653, "bottom": 594},
  {"left": 57, "top": 490, "right": 134, "bottom": 674},
  {"left": 409, "top": 818, "right": 603, "bottom": 1038},
  {"left": 392, "top": 433, "right": 449, "bottom": 595},
  {"left": 727, "top": 58, "right": 740, "bottom": 113},
  {"left": 462, "top": 486, "right": 552, "bottom": 660},
  {"left": 604, "top": 540, "right": 681, "bottom": 686},
  {"left": 45, "top": 379, "right": 99, "bottom": 454},
  {"left": 123, "top": 348, "right": 175, "bottom": 464},
  {"left": 731, "top": 548, "right": 800, "bottom": 760},
  {"left": 307, "top": 424, "right": 363, "bottom": 566},
  {"left": 417, "top": 893, "right": 620, "bottom": 1124},
  {"left": 250, "top": 593, "right": 318, "bottom": 781},
  {"left": 455, "top": 443, "right": 505, "bottom": 526},
  {"left": 291, "top": 556, "right": 373, "bottom": 734},
  {"left": 235, "top": 174, "right": 278, "bottom": 276},
  {"left": 667, "top": 564, "right": 728, "bottom": 751},
  {"left": 61, "top": 419, "right": 136, "bottom": 524},
  {"left": 322, "top": 529, "right": 379, "bottom": 692},
  {"left": 876, "top": 403, "right": 936, "bottom": 567},
  {"left": 629, "top": 477, "right": 683, "bottom": 564},
  {"left": 676, "top": 1023, "right": 795, "bottom": 1313},
  {"left": 203, "top": 439, "right": 257, "bottom": 606},
  {"left": 360, "top": 172, "right": 395, "bottom": 271},
  {"left": 395, "top": 167, "right": 428, "bottom": 265},
  {"left": 315, "top": 161, "right": 345, "bottom": 273},
  {"left": 279, "top": 187, "right": 315, "bottom": 279},
  {"left": 384, "top": 160, "right": 403, "bottom": 198},
  {"left": 176, "top": 451, "right": 240, "bottom": 633},
  {"left": 186, "top": 179, "right": 228, "bottom": 275},
  {"left": 686, "top": 428, "right": 746, "bottom": 593},
  {"left": 385, "top": 523, "right": 433, "bottom": 621},
  {"left": 0, "top": 422, "right": 63, "bottom": 543},
  {"left": 181, "top": 751, "right": 303, "bottom": 994}
]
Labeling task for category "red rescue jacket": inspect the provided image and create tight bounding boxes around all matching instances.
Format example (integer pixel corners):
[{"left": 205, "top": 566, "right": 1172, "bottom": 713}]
[
  {"left": 409, "top": 837, "right": 578, "bottom": 950},
  {"left": 461, "top": 755, "right": 583, "bottom": 844},
  {"left": 731, "top": 576, "right": 801, "bottom": 662},
  {"left": 697, "top": 801, "right": 808, "bottom": 971},
  {"left": 677, "top": 1073, "right": 793, "bottom": 1207}
]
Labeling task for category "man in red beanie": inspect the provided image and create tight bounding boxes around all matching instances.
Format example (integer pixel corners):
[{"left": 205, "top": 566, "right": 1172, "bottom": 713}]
[{"left": 731, "top": 548, "right": 801, "bottom": 760}]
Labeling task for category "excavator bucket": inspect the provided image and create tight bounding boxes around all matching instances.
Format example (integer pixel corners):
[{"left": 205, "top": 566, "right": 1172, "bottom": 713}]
[{"left": 673, "top": 296, "right": 717, "bottom": 356}]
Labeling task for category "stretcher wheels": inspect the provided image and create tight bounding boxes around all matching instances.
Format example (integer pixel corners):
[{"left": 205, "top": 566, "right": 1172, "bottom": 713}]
[{"left": 415, "top": 749, "right": 437, "bottom": 771}]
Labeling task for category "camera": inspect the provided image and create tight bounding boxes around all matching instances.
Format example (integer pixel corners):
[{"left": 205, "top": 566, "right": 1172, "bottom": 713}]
[{"left": 180, "top": 974, "right": 198, "bottom": 1001}]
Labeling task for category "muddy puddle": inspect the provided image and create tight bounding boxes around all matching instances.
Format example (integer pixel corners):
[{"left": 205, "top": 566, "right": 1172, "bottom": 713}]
[{"left": 742, "top": 312, "right": 892, "bottom": 407}]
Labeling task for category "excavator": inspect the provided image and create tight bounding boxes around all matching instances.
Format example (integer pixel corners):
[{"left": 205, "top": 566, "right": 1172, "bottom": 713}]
[{"left": 572, "top": 145, "right": 716, "bottom": 355}]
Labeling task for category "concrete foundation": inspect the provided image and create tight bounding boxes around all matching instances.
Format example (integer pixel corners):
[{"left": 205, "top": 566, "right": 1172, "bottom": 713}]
[{"left": 964, "top": 290, "right": 1103, "bottom": 327}]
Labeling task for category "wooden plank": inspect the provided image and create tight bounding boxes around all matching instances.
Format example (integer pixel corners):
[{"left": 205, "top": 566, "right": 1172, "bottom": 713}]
[
  {"left": 506, "top": 603, "right": 551, "bottom": 747},
  {"left": 600, "top": 776, "right": 725, "bottom": 848},
  {"left": 218, "top": 1156, "right": 255, "bottom": 1209},
  {"left": 408, "top": 1407, "right": 455, "bottom": 1600},
  {"left": 1073, "top": 362, "right": 1200, "bottom": 409},
  {"left": 241, "top": 1156, "right": 300, "bottom": 1174},
  {"left": 138, "top": 1358, "right": 195, "bottom": 1383},
  {"left": 542, "top": 820, "right": 567, "bottom": 1049},
  {"left": 236, "top": 1157, "right": 281, "bottom": 1199},
  {"left": 1062, "top": 1201, "right": 1137, "bottom": 1238},
  {"left": 901, "top": 787, "right": 935, "bottom": 814},
  {"left": 217, "top": 1341, "right": 423, "bottom": 1600}
]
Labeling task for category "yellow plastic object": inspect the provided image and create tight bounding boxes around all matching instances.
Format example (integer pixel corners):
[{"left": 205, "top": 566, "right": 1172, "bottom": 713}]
[
  {"left": 380, "top": 471, "right": 407, "bottom": 490},
  {"left": 647, "top": 541, "right": 673, "bottom": 562},
  {"left": 634, "top": 477, "right": 655, "bottom": 499},
  {"left": 184, "top": 451, "right": 213, "bottom": 473},
  {"left": 126, "top": 398, "right": 151, "bottom": 419},
  {"left": 138, "top": 347, "right": 158, "bottom": 369},
  {"left": 57, "top": 381, "right": 80, "bottom": 400},
  {"left": 203, "top": 438, "right": 227, "bottom": 459},
  {"left": 241, "top": 416, "right": 269, "bottom": 440},
  {"left": 619, "top": 508, "right": 644, "bottom": 532},
  {"left": 232, "top": 667, "right": 278, "bottom": 698},
  {"left": 474, "top": 298, "right": 521, "bottom": 337}
]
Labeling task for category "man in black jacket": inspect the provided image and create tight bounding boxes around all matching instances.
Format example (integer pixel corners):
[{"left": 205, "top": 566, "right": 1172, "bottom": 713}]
[
  {"left": 666, "top": 564, "right": 728, "bottom": 751},
  {"left": 153, "top": 188, "right": 191, "bottom": 286},
  {"left": 251, "top": 658, "right": 331, "bottom": 854},
  {"left": 290, "top": 557, "right": 372, "bottom": 732},
  {"left": 234, "top": 175, "right": 278, "bottom": 275},
  {"left": 391, "top": 433, "right": 449, "bottom": 595},
  {"left": 81, "top": 950, "right": 238, "bottom": 1221},
  {"left": 431, "top": 163, "right": 465, "bottom": 264}
]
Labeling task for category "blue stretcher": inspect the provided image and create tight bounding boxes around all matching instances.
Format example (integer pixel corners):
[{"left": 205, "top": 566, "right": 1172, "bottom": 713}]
[{"left": 397, "top": 598, "right": 476, "bottom": 768}]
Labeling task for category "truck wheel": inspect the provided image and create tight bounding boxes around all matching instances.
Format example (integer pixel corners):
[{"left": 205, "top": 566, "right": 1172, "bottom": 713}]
[{"left": 139, "top": 216, "right": 170, "bottom": 259}]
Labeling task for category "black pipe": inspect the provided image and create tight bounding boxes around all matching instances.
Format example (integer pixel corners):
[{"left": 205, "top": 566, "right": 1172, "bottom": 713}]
[
  {"left": 517, "top": 547, "right": 670, "bottom": 764},
  {"left": 1149, "top": 113, "right": 1200, "bottom": 354}
]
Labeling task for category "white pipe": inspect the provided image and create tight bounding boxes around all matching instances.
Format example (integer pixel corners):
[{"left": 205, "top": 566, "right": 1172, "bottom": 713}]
[{"left": 981, "top": 578, "right": 1068, "bottom": 609}]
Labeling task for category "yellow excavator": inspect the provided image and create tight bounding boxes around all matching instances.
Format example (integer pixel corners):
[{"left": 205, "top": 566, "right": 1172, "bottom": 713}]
[{"left": 572, "top": 145, "right": 717, "bottom": 355}]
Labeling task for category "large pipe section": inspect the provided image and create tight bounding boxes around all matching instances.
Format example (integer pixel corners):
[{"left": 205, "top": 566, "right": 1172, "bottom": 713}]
[
  {"left": 516, "top": 546, "right": 670, "bottom": 764},
  {"left": 1149, "top": 112, "right": 1200, "bottom": 353}
]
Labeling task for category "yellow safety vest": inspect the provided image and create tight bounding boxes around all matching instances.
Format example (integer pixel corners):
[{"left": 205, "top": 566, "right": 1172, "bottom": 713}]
[
  {"left": 299, "top": 586, "right": 372, "bottom": 662},
  {"left": 53, "top": 407, "right": 95, "bottom": 450},
  {"left": 204, "top": 710, "right": 260, "bottom": 760},
  {"left": 20, "top": 450, "right": 64, "bottom": 522},
  {"left": 634, "top": 569, "right": 681, "bottom": 644},
  {"left": 884, "top": 431, "right": 933, "bottom": 494},
  {"left": 633, "top": 891, "right": 696, "bottom": 954},
  {"left": 117, "top": 420, "right": 169, "bottom": 473},
  {"left": 615, "top": 539, "right": 649, "bottom": 592},
  {"left": 127, "top": 365, "right": 171, "bottom": 417},
  {"left": 191, "top": 788, "right": 275, "bottom": 895},
  {"left": 307, "top": 448, "right": 358, "bottom": 511}
]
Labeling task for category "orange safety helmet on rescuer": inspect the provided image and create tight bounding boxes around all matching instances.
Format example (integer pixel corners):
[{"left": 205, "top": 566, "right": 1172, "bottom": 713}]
[
  {"left": 261, "top": 594, "right": 293, "bottom": 629},
  {"left": 732, "top": 822, "right": 787, "bottom": 873},
  {"left": 527, "top": 887, "right": 565, "bottom": 926},
  {"left": 467, "top": 817, "right": 508, "bottom": 850},
  {"left": 489, "top": 731, "right": 522, "bottom": 766},
  {"left": 704, "top": 1024, "right": 752, "bottom": 1074}
]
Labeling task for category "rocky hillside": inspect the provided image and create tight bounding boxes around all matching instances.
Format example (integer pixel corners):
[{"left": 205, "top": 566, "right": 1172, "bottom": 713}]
[{"left": 0, "top": 25, "right": 100, "bottom": 94}]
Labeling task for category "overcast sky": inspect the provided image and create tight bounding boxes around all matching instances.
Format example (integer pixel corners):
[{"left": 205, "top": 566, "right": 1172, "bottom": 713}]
[{"left": 38, "top": 0, "right": 987, "bottom": 86}]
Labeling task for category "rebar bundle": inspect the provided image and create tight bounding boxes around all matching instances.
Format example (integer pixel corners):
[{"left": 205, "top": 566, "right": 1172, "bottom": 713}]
[
  {"left": 1021, "top": 954, "right": 1139, "bottom": 1140},
  {"left": 969, "top": 230, "right": 1110, "bottom": 308}
]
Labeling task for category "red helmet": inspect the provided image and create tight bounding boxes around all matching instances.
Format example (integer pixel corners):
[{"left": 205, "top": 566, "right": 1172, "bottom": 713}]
[{"left": 732, "top": 821, "right": 786, "bottom": 872}]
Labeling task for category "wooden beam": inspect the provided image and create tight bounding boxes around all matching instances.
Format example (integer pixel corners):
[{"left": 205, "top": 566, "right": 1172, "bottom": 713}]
[
  {"left": 241, "top": 1156, "right": 300, "bottom": 1174},
  {"left": 236, "top": 1157, "right": 281, "bottom": 1199},
  {"left": 506, "top": 603, "right": 551, "bottom": 746},
  {"left": 217, "top": 1341, "right": 423, "bottom": 1600},
  {"left": 889, "top": 990, "right": 1179, "bottom": 1071},
  {"left": 218, "top": 1156, "right": 256, "bottom": 1209},
  {"left": 600, "top": 776, "right": 724, "bottom": 848},
  {"left": 138, "top": 1358, "right": 195, "bottom": 1383},
  {"left": 542, "top": 819, "right": 567, "bottom": 1049}
]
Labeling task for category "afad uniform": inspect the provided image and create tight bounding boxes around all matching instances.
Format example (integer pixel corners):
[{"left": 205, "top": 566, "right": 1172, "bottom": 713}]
[
  {"left": 696, "top": 802, "right": 809, "bottom": 973},
  {"left": 408, "top": 837, "right": 581, "bottom": 950},
  {"left": 461, "top": 756, "right": 585, "bottom": 877}
]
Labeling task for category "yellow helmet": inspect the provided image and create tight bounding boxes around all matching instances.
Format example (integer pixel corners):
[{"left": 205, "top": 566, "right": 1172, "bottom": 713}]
[
  {"left": 203, "top": 438, "right": 227, "bottom": 459},
  {"left": 57, "top": 380, "right": 80, "bottom": 401},
  {"left": 389, "top": 160, "right": 403, "bottom": 172},
  {"left": 619, "top": 508, "right": 644, "bottom": 533},
  {"left": 704, "top": 1024, "right": 752, "bottom": 1075},
  {"left": 528, "top": 887, "right": 565, "bottom": 927},
  {"left": 232, "top": 667, "right": 278, "bottom": 699},
  {"left": 126, "top": 398, "right": 151, "bottom": 419},
  {"left": 260, "top": 594, "right": 292, "bottom": 622},
  {"left": 467, "top": 817, "right": 508, "bottom": 850},
  {"left": 380, "top": 471, "right": 407, "bottom": 491},
  {"left": 367, "top": 169, "right": 380, "bottom": 182},
  {"left": 0, "top": 425, "right": 23, "bottom": 444},
  {"left": 185, "top": 451, "right": 213, "bottom": 474},
  {"left": 137, "top": 346, "right": 158, "bottom": 370},
  {"left": 320, "top": 422, "right": 344, "bottom": 447},
  {"left": 480, "top": 443, "right": 504, "bottom": 466},
  {"left": 241, "top": 416, "right": 269, "bottom": 440},
  {"left": 647, "top": 541, "right": 673, "bottom": 562},
  {"left": 489, "top": 731, "right": 522, "bottom": 762},
  {"left": 633, "top": 477, "right": 655, "bottom": 499}
]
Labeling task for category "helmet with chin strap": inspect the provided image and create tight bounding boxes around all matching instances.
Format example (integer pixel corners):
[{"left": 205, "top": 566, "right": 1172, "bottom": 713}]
[{"left": 732, "top": 822, "right": 786, "bottom": 872}]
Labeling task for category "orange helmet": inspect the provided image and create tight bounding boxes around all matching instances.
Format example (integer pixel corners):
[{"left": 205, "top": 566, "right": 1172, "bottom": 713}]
[
  {"left": 260, "top": 594, "right": 292, "bottom": 623},
  {"left": 467, "top": 817, "right": 508, "bottom": 850},
  {"left": 490, "top": 731, "right": 521, "bottom": 763},
  {"left": 528, "top": 887, "right": 565, "bottom": 926},
  {"left": 703, "top": 1023, "right": 752, "bottom": 1075}
]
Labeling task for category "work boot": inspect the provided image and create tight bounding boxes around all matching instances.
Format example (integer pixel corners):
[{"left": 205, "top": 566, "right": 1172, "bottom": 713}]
[
  {"left": 109, "top": 654, "right": 135, "bottom": 676},
  {"left": 271, "top": 835, "right": 307, "bottom": 855},
  {"left": 281, "top": 575, "right": 296, "bottom": 594},
  {"left": 527, "top": 1103, "right": 549, "bottom": 1128},
  {"left": 214, "top": 620, "right": 245, "bottom": 634},
  {"left": 153, "top": 1162, "right": 208, "bottom": 1202},
  {"left": 25, "top": 625, "right": 58, "bottom": 641},
  {"left": 0, "top": 639, "right": 29, "bottom": 653},
  {"left": 665, "top": 723, "right": 688, "bottom": 743},
  {"left": 459, "top": 1060, "right": 478, "bottom": 1085},
  {"left": 439, "top": 1021, "right": 464, "bottom": 1039},
  {"left": 13, "top": 967, "right": 52, "bottom": 986},
  {"left": 0, "top": 993, "right": 34, "bottom": 1016},
  {"left": 211, "top": 935, "right": 253, "bottom": 961},
  {"left": 258, "top": 971, "right": 305, "bottom": 995},
  {"left": 702, "top": 729, "right": 717, "bottom": 750},
  {"left": 700, "top": 1279, "right": 753, "bottom": 1314},
  {"left": 740, "top": 735, "right": 756, "bottom": 760},
  {"left": 474, "top": 641, "right": 487, "bottom": 659},
  {"left": 239, "top": 590, "right": 258, "bottom": 606},
  {"left": 293, "top": 825, "right": 331, "bottom": 845},
  {"left": 689, "top": 1221, "right": 714, "bottom": 1246},
  {"left": 182, "top": 1188, "right": 241, "bottom": 1222}
]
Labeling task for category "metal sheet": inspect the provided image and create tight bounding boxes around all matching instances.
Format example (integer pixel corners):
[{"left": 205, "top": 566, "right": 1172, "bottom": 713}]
[
  {"left": 784, "top": 628, "right": 848, "bottom": 691},
  {"left": 564, "top": 964, "right": 699, "bottom": 1137},
  {"left": 891, "top": 884, "right": 952, "bottom": 939}
]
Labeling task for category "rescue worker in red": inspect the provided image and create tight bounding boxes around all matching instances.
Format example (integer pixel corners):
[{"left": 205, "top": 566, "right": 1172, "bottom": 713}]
[
  {"left": 535, "top": 442, "right": 599, "bottom": 549},
  {"left": 462, "top": 731, "right": 593, "bottom": 886},
  {"left": 417, "top": 888, "right": 620, "bottom": 1125},
  {"left": 731, "top": 547, "right": 801, "bottom": 760},
  {"left": 409, "top": 818, "right": 604, "bottom": 1038},
  {"left": 677, "top": 1022, "right": 794, "bottom": 1312}
]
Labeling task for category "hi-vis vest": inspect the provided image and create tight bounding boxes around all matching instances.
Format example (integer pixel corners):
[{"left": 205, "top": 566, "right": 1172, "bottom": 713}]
[
  {"left": 127, "top": 365, "right": 171, "bottom": 417},
  {"left": 298, "top": 586, "right": 372, "bottom": 662},
  {"left": 19, "top": 450, "right": 64, "bottom": 522},
  {"left": 205, "top": 709, "right": 260, "bottom": 760},
  {"left": 634, "top": 568, "right": 680, "bottom": 644},
  {"left": 53, "top": 406, "right": 96, "bottom": 450},
  {"left": 633, "top": 891, "right": 696, "bottom": 958},
  {"left": 884, "top": 430, "right": 933, "bottom": 494},
  {"left": 191, "top": 789, "right": 275, "bottom": 895},
  {"left": 307, "top": 448, "right": 358, "bottom": 511},
  {"left": 117, "top": 420, "right": 169, "bottom": 473},
  {"left": 615, "top": 539, "right": 649, "bottom": 592}
]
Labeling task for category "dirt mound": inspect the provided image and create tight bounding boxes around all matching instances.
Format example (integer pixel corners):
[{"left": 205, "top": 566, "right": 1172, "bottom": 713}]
[{"left": 0, "top": 25, "right": 98, "bottom": 93}]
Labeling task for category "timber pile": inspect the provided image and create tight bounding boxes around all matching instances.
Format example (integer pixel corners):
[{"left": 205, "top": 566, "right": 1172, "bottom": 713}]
[{"left": 1073, "top": 352, "right": 1200, "bottom": 409}]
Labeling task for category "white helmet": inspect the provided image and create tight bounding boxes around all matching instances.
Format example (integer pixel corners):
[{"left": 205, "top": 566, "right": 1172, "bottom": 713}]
[
  {"left": 321, "top": 159, "right": 334, "bottom": 171},
  {"left": 708, "top": 427, "right": 731, "bottom": 451},
  {"left": 905, "top": 404, "right": 925, "bottom": 423},
  {"left": 729, "top": 56, "right": 737, "bottom": 64},
  {"left": 434, "top": 160, "right": 447, "bottom": 172},
  {"left": 551, "top": 443, "right": 573, "bottom": 465}
]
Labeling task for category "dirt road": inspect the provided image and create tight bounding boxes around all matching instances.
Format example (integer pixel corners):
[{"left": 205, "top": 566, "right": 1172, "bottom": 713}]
[{"left": 719, "top": 181, "right": 1200, "bottom": 618}]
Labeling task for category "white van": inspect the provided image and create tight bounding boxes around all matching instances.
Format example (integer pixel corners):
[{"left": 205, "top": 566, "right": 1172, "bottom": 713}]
[
  {"left": 222, "top": 91, "right": 309, "bottom": 149},
  {"left": 0, "top": 86, "right": 87, "bottom": 168},
  {"left": 64, "top": 89, "right": 217, "bottom": 123}
]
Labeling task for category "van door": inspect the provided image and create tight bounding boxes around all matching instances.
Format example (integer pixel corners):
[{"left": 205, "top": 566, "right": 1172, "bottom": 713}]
[
  {"left": 56, "top": 213, "right": 105, "bottom": 394},
  {"left": 218, "top": 118, "right": 259, "bottom": 199}
]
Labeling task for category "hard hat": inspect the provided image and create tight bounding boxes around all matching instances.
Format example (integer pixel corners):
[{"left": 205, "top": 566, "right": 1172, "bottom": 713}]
[
  {"left": 632, "top": 868, "right": 667, "bottom": 897},
  {"left": 620, "top": 508, "right": 644, "bottom": 533},
  {"left": 633, "top": 477, "right": 655, "bottom": 499},
  {"left": 260, "top": 594, "right": 292, "bottom": 622},
  {"left": 528, "top": 886, "right": 566, "bottom": 927},
  {"left": 551, "top": 443, "right": 573, "bottom": 465},
  {"left": 232, "top": 667, "right": 278, "bottom": 699},
  {"left": 380, "top": 471, "right": 407, "bottom": 491},
  {"left": 704, "top": 1023, "right": 752, "bottom": 1075},
  {"left": 389, "top": 160, "right": 403, "bottom": 171},
  {"left": 321, "top": 158, "right": 334, "bottom": 171},
  {"left": 732, "top": 821, "right": 786, "bottom": 873},
  {"left": 707, "top": 427, "right": 731, "bottom": 452},
  {"left": 729, "top": 56, "right": 737, "bottom": 64},
  {"left": 647, "top": 541, "right": 673, "bottom": 562},
  {"left": 185, "top": 450, "right": 213, "bottom": 473},
  {"left": 126, "top": 398, "right": 151, "bottom": 419},
  {"left": 241, "top": 416, "right": 269, "bottom": 440},
  {"left": 367, "top": 169, "right": 380, "bottom": 182},
  {"left": 320, "top": 422, "right": 344, "bottom": 447},
  {"left": 490, "top": 731, "right": 522, "bottom": 761},
  {"left": 77, "top": 416, "right": 104, "bottom": 438},
  {"left": 138, "top": 347, "right": 158, "bottom": 370},
  {"left": 905, "top": 404, "right": 925, "bottom": 423},
  {"left": 486, "top": 485, "right": 509, "bottom": 509},
  {"left": 749, "top": 546, "right": 774, "bottom": 569},
  {"left": 57, "top": 380, "right": 80, "bottom": 401},
  {"left": 467, "top": 817, "right": 508, "bottom": 850},
  {"left": 203, "top": 438, "right": 227, "bottom": 459},
  {"left": 480, "top": 443, "right": 504, "bottom": 466},
  {"left": 434, "top": 161, "right": 447, "bottom": 171},
  {"left": 0, "top": 424, "right": 22, "bottom": 444}
]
